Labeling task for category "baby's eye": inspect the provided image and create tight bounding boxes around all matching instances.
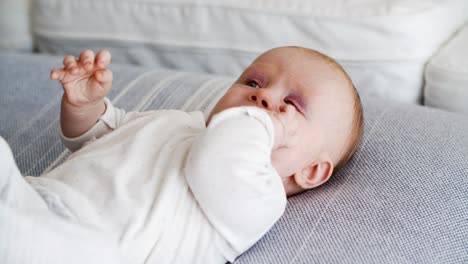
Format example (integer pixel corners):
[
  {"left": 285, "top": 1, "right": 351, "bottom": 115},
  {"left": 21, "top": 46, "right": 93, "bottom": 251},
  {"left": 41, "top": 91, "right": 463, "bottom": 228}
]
[
  {"left": 246, "top": 81, "right": 260, "bottom": 88},
  {"left": 284, "top": 99, "right": 295, "bottom": 107},
  {"left": 284, "top": 99, "right": 302, "bottom": 113}
]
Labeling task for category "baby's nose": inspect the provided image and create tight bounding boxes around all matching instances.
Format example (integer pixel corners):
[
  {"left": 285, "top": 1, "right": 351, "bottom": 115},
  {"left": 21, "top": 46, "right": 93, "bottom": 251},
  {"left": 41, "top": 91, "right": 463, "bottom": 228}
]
[{"left": 249, "top": 94, "right": 271, "bottom": 110}]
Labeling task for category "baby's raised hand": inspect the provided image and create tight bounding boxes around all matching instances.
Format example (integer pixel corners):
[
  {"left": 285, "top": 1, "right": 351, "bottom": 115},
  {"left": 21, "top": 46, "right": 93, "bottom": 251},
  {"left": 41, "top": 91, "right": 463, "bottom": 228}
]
[
  {"left": 267, "top": 104, "right": 299, "bottom": 150},
  {"left": 50, "top": 50, "right": 112, "bottom": 108}
]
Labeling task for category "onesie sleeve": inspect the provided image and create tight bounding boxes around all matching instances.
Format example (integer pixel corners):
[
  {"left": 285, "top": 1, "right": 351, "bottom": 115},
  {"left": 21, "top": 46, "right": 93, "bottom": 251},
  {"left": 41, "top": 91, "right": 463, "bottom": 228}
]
[
  {"left": 184, "top": 106, "right": 287, "bottom": 261},
  {"left": 59, "top": 98, "right": 154, "bottom": 152}
]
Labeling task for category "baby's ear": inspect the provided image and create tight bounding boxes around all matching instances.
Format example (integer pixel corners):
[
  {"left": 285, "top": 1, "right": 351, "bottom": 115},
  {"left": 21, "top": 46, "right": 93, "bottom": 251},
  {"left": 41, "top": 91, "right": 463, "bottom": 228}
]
[{"left": 294, "top": 160, "right": 333, "bottom": 189}]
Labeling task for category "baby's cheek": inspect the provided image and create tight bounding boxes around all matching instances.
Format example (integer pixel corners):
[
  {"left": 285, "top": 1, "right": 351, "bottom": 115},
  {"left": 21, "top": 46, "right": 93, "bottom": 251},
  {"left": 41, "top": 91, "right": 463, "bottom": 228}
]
[{"left": 271, "top": 148, "right": 297, "bottom": 178}]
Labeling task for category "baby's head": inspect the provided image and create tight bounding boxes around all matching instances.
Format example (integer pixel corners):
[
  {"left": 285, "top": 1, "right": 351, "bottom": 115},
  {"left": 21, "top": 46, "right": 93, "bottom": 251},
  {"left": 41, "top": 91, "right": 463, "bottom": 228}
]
[{"left": 208, "top": 46, "right": 364, "bottom": 197}]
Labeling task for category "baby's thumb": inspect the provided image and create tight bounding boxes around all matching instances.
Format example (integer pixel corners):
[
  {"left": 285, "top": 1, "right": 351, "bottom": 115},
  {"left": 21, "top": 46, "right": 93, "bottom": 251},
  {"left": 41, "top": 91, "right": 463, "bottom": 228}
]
[
  {"left": 95, "top": 70, "right": 113, "bottom": 90},
  {"left": 87, "top": 70, "right": 112, "bottom": 99},
  {"left": 97, "top": 70, "right": 113, "bottom": 91}
]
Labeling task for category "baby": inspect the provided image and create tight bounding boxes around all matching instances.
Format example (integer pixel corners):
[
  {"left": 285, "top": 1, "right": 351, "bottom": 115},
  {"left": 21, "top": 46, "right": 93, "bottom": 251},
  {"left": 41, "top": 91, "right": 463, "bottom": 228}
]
[{"left": 0, "top": 46, "right": 363, "bottom": 263}]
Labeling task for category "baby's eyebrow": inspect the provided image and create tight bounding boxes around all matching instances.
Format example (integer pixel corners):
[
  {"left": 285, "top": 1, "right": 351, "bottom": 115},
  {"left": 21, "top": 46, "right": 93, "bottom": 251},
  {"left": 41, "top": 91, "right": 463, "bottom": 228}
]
[{"left": 243, "top": 63, "right": 276, "bottom": 78}]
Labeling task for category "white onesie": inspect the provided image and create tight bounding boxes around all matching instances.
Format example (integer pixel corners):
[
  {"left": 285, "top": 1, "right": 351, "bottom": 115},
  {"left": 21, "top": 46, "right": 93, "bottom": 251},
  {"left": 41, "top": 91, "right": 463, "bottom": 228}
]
[{"left": 25, "top": 98, "right": 287, "bottom": 263}]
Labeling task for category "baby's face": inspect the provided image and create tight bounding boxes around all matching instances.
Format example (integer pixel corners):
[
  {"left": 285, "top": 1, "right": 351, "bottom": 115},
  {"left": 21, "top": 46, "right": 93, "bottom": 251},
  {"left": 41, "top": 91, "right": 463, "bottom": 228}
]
[{"left": 208, "top": 47, "right": 353, "bottom": 192}]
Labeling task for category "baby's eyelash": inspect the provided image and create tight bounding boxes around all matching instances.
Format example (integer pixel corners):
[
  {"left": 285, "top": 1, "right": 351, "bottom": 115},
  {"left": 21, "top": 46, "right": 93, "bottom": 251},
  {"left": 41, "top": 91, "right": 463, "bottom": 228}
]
[
  {"left": 284, "top": 99, "right": 295, "bottom": 106},
  {"left": 284, "top": 99, "right": 299, "bottom": 111}
]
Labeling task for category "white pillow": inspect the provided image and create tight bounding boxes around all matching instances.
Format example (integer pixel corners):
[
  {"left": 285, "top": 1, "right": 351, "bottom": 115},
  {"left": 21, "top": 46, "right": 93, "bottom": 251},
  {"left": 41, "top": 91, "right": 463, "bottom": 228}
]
[
  {"left": 0, "top": 0, "right": 32, "bottom": 51},
  {"left": 424, "top": 22, "right": 468, "bottom": 115},
  {"left": 32, "top": 0, "right": 468, "bottom": 104}
]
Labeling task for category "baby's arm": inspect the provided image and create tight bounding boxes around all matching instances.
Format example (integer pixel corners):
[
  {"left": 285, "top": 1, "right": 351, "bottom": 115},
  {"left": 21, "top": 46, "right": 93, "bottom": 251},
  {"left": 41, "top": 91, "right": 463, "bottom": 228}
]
[
  {"left": 50, "top": 50, "right": 113, "bottom": 138},
  {"left": 185, "top": 106, "right": 287, "bottom": 260}
]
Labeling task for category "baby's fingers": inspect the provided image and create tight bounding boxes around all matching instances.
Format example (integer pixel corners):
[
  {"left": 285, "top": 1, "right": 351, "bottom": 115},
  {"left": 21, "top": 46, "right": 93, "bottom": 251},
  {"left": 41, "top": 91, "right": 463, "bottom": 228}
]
[
  {"left": 86, "top": 69, "right": 113, "bottom": 99},
  {"left": 63, "top": 55, "right": 79, "bottom": 74},
  {"left": 78, "top": 49, "right": 95, "bottom": 71},
  {"left": 94, "top": 69, "right": 113, "bottom": 86},
  {"left": 95, "top": 50, "right": 111, "bottom": 69},
  {"left": 50, "top": 68, "right": 66, "bottom": 81}
]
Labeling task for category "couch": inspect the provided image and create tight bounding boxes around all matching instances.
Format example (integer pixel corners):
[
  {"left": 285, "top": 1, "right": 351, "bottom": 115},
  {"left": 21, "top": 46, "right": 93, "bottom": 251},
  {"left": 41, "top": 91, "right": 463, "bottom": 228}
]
[{"left": 1, "top": 0, "right": 467, "bottom": 263}]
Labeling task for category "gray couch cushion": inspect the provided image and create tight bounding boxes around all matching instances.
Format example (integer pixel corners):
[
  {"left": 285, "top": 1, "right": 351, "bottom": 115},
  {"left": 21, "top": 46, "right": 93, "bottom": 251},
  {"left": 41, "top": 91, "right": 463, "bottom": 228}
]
[
  {"left": 0, "top": 53, "right": 467, "bottom": 263},
  {"left": 237, "top": 100, "right": 468, "bottom": 263}
]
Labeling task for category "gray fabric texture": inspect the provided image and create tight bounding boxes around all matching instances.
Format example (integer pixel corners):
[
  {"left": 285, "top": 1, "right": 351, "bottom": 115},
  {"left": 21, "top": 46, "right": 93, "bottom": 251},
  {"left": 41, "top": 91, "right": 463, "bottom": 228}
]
[{"left": 0, "top": 53, "right": 467, "bottom": 263}]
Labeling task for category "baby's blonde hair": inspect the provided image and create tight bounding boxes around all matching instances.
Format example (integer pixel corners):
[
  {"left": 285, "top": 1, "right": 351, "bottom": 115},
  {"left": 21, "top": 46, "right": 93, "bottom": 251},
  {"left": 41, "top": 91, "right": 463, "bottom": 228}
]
[{"left": 294, "top": 46, "right": 364, "bottom": 174}]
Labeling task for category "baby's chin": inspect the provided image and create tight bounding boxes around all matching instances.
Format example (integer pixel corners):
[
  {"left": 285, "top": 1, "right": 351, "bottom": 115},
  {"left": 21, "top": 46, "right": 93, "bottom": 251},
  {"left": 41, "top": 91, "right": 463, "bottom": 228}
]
[{"left": 270, "top": 147, "right": 299, "bottom": 178}]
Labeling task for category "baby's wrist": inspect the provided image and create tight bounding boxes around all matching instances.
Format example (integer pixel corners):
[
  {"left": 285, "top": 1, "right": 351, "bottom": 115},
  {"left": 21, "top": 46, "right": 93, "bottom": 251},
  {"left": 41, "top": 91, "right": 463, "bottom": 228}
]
[
  {"left": 62, "top": 95, "right": 105, "bottom": 115},
  {"left": 62, "top": 94, "right": 105, "bottom": 112}
]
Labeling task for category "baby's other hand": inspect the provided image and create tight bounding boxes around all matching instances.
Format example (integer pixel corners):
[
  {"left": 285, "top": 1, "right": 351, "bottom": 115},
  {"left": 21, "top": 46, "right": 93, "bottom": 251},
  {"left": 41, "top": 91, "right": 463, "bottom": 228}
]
[
  {"left": 267, "top": 104, "right": 299, "bottom": 150},
  {"left": 50, "top": 49, "right": 113, "bottom": 108}
]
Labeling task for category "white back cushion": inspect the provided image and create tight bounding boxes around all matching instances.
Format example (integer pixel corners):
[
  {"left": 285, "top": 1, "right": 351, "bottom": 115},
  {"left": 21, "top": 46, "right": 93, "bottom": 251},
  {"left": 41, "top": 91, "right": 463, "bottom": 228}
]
[
  {"left": 0, "top": 0, "right": 32, "bottom": 51},
  {"left": 425, "top": 22, "right": 468, "bottom": 114},
  {"left": 32, "top": 0, "right": 468, "bottom": 104}
]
